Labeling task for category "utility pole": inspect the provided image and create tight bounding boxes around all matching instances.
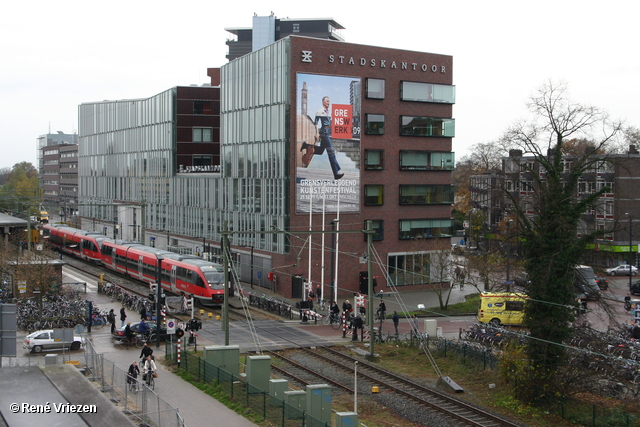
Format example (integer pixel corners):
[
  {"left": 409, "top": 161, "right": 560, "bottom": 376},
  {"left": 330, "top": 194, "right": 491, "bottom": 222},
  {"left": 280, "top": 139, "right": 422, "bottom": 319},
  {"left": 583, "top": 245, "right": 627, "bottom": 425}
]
[
  {"left": 222, "top": 221, "right": 230, "bottom": 346},
  {"left": 365, "top": 220, "right": 375, "bottom": 359},
  {"left": 156, "top": 255, "right": 164, "bottom": 348}
]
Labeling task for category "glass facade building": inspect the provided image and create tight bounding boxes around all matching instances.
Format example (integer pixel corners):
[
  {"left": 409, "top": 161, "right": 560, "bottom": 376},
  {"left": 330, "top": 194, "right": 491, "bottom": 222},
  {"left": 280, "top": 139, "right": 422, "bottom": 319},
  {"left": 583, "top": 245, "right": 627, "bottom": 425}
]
[{"left": 77, "top": 35, "right": 457, "bottom": 296}]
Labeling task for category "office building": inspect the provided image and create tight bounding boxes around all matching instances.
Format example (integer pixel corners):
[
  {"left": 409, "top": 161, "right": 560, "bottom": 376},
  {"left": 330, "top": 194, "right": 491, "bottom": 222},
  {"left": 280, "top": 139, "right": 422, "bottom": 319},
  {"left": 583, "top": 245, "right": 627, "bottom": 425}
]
[{"left": 78, "top": 33, "right": 455, "bottom": 300}]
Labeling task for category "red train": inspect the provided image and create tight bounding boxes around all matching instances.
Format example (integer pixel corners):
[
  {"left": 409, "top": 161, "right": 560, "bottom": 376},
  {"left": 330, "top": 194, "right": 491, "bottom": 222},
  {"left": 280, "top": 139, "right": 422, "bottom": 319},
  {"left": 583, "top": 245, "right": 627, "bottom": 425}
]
[
  {"left": 42, "top": 224, "right": 227, "bottom": 306},
  {"left": 43, "top": 224, "right": 107, "bottom": 263}
]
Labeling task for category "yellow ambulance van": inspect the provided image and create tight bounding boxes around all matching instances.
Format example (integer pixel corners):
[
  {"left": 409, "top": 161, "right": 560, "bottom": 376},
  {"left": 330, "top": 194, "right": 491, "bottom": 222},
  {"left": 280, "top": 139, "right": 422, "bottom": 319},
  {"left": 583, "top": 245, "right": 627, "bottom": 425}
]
[{"left": 477, "top": 292, "right": 528, "bottom": 326}]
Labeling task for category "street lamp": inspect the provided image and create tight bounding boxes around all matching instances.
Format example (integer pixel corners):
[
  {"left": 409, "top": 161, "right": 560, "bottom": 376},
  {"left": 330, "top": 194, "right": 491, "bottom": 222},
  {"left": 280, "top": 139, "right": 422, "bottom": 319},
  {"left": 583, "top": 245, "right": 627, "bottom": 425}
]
[
  {"left": 250, "top": 245, "right": 254, "bottom": 289},
  {"left": 330, "top": 219, "right": 338, "bottom": 302},
  {"left": 506, "top": 219, "right": 513, "bottom": 292},
  {"left": 156, "top": 255, "right": 164, "bottom": 348}
]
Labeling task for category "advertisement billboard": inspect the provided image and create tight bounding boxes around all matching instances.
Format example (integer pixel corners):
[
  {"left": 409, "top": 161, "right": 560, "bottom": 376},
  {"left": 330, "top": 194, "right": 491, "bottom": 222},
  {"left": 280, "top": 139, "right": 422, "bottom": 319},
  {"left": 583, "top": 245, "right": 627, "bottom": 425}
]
[{"left": 295, "top": 73, "right": 361, "bottom": 214}]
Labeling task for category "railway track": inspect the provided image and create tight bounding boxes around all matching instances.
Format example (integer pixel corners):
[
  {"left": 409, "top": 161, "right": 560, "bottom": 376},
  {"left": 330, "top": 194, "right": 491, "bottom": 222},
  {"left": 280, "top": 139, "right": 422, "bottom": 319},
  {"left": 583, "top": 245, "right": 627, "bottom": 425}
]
[
  {"left": 263, "top": 346, "right": 522, "bottom": 427},
  {"left": 66, "top": 258, "right": 524, "bottom": 426},
  {"left": 266, "top": 350, "right": 353, "bottom": 394}
]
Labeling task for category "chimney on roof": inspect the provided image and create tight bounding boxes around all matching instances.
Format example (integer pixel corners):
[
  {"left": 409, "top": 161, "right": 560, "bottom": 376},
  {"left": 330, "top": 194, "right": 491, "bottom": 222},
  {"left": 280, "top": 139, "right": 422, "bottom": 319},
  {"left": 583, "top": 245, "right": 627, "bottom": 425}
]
[{"left": 629, "top": 145, "right": 639, "bottom": 154}]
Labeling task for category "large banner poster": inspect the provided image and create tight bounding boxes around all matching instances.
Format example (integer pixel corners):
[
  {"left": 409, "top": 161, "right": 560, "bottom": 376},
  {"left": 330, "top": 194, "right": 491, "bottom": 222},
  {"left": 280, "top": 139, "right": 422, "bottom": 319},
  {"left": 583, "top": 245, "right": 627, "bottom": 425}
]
[{"left": 295, "top": 73, "right": 361, "bottom": 214}]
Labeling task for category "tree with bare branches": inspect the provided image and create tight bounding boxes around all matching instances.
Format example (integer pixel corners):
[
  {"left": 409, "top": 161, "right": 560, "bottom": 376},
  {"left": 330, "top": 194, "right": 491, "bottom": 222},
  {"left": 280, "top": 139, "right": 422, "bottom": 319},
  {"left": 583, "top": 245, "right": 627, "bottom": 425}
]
[{"left": 504, "top": 81, "right": 622, "bottom": 404}]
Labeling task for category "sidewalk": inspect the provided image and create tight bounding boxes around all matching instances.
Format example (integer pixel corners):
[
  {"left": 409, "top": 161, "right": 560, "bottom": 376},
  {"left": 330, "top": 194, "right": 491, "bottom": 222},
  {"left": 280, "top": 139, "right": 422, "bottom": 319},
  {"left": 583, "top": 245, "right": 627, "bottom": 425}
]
[{"left": 64, "top": 268, "right": 260, "bottom": 427}]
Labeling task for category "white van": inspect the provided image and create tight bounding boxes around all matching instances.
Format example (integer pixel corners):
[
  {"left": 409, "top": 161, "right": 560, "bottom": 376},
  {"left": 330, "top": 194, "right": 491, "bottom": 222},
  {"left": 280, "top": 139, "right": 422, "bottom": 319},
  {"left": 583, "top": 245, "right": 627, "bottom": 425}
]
[{"left": 574, "top": 265, "right": 600, "bottom": 300}]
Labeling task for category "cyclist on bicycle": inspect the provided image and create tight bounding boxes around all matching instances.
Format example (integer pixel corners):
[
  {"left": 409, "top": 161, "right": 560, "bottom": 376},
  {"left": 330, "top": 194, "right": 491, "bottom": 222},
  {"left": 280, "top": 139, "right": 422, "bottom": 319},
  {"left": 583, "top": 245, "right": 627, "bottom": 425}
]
[
  {"left": 330, "top": 301, "right": 340, "bottom": 322},
  {"left": 142, "top": 355, "right": 157, "bottom": 383},
  {"left": 139, "top": 342, "right": 153, "bottom": 362},
  {"left": 138, "top": 317, "right": 150, "bottom": 337},
  {"left": 127, "top": 360, "right": 140, "bottom": 384}
]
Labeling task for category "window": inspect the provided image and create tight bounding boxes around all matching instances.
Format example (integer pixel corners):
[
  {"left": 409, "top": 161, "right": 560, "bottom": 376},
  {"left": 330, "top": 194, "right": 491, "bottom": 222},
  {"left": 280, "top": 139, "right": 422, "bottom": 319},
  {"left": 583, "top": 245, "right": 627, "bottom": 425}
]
[
  {"left": 366, "top": 78, "right": 385, "bottom": 99},
  {"left": 388, "top": 253, "right": 430, "bottom": 286},
  {"left": 399, "top": 151, "right": 454, "bottom": 170},
  {"left": 193, "top": 101, "right": 212, "bottom": 114},
  {"left": 193, "top": 128, "right": 213, "bottom": 142},
  {"left": 400, "top": 116, "right": 455, "bottom": 137},
  {"left": 193, "top": 155, "right": 212, "bottom": 166},
  {"left": 364, "top": 185, "right": 384, "bottom": 205},
  {"left": 364, "top": 220, "right": 384, "bottom": 241},
  {"left": 365, "top": 114, "right": 385, "bottom": 135},
  {"left": 399, "top": 219, "right": 454, "bottom": 239},
  {"left": 400, "top": 81, "right": 455, "bottom": 104},
  {"left": 365, "top": 150, "right": 384, "bottom": 170},
  {"left": 399, "top": 185, "right": 454, "bottom": 205},
  {"left": 505, "top": 301, "right": 525, "bottom": 311}
]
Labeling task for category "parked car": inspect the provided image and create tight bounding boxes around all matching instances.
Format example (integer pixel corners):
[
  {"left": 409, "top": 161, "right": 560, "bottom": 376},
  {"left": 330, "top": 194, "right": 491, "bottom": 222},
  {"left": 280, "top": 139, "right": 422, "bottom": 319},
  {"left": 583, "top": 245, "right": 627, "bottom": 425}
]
[
  {"left": 630, "top": 280, "right": 640, "bottom": 296},
  {"left": 112, "top": 321, "right": 168, "bottom": 342},
  {"left": 23, "top": 329, "right": 85, "bottom": 353},
  {"left": 595, "top": 276, "right": 609, "bottom": 290},
  {"left": 605, "top": 265, "right": 638, "bottom": 276}
]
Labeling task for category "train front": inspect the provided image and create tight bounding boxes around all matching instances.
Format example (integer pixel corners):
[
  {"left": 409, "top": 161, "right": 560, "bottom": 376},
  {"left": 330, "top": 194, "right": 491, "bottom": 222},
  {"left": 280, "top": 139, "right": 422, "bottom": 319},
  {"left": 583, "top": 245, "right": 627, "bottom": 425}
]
[{"left": 200, "top": 264, "right": 226, "bottom": 306}]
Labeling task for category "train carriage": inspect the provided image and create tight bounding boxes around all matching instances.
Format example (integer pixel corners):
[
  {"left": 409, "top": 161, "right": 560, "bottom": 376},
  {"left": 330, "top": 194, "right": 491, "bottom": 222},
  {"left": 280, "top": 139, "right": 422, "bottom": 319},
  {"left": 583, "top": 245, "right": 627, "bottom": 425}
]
[
  {"left": 43, "top": 224, "right": 106, "bottom": 264},
  {"left": 42, "top": 224, "right": 227, "bottom": 306},
  {"left": 100, "top": 240, "right": 142, "bottom": 272}
]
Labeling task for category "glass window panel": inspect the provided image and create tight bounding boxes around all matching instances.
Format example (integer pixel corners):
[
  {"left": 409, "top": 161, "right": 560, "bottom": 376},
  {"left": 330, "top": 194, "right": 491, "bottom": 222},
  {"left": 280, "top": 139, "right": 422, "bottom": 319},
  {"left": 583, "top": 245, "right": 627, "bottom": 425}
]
[
  {"left": 364, "top": 220, "right": 384, "bottom": 241},
  {"left": 401, "top": 82, "right": 455, "bottom": 104},
  {"left": 365, "top": 114, "right": 385, "bottom": 135},
  {"left": 431, "top": 152, "right": 455, "bottom": 170},
  {"left": 366, "top": 78, "right": 385, "bottom": 99},
  {"left": 364, "top": 185, "right": 384, "bottom": 205},
  {"left": 400, "top": 185, "right": 454, "bottom": 204},
  {"left": 400, "top": 151, "right": 429, "bottom": 169},
  {"left": 399, "top": 219, "right": 454, "bottom": 239},
  {"left": 400, "top": 116, "right": 455, "bottom": 137},
  {"left": 365, "top": 150, "right": 383, "bottom": 170}
]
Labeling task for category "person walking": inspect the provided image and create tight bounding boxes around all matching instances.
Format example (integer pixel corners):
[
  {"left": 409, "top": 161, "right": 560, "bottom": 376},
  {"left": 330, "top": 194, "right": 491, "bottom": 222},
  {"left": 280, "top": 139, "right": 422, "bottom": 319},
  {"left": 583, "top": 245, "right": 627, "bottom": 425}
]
[
  {"left": 120, "top": 307, "right": 127, "bottom": 328},
  {"left": 107, "top": 308, "right": 116, "bottom": 334},
  {"left": 377, "top": 300, "right": 387, "bottom": 322},
  {"left": 315, "top": 285, "right": 322, "bottom": 305},
  {"left": 412, "top": 314, "right": 419, "bottom": 336},
  {"left": 392, "top": 311, "right": 399, "bottom": 335},
  {"left": 124, "top": 322, "right": 134, "bottom": 346}
]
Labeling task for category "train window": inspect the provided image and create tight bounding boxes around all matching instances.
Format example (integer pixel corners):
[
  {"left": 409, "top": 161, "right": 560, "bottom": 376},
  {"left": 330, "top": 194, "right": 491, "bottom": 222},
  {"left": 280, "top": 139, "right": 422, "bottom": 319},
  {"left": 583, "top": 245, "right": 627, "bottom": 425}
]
[
  {"left": 195, "top": 275, "right": 206, "bottom": 288},
  {"left": 204, "top": 270, "right": 224, "bottom": 290}
]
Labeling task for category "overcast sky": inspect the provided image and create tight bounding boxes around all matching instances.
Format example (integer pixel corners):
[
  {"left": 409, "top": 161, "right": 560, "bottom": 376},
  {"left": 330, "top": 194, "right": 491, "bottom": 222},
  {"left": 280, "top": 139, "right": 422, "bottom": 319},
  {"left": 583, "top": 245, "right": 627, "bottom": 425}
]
[{"left": 1, "top": 0, "right": 638, "bottom": 170}]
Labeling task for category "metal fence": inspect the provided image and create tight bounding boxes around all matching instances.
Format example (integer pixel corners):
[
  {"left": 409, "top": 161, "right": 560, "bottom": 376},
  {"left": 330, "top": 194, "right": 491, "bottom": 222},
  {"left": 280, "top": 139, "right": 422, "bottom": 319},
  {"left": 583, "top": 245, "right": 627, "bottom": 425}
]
[
  {"left": 84, "top": 339, "right": 185, "bottom": 427},
  {"left": 165, "top": 342, "right": 330, "bottom": 427}
]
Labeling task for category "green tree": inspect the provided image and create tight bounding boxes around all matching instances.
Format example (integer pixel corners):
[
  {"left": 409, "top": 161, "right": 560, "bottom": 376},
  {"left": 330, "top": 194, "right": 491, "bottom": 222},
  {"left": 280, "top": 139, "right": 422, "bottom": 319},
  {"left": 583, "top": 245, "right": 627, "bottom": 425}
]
[
  {"left": 505, "top": 82, "right": 622, "bottom": 404},
  {"left": 0, "top": 162, "right": 41, "bottom": 215}
]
